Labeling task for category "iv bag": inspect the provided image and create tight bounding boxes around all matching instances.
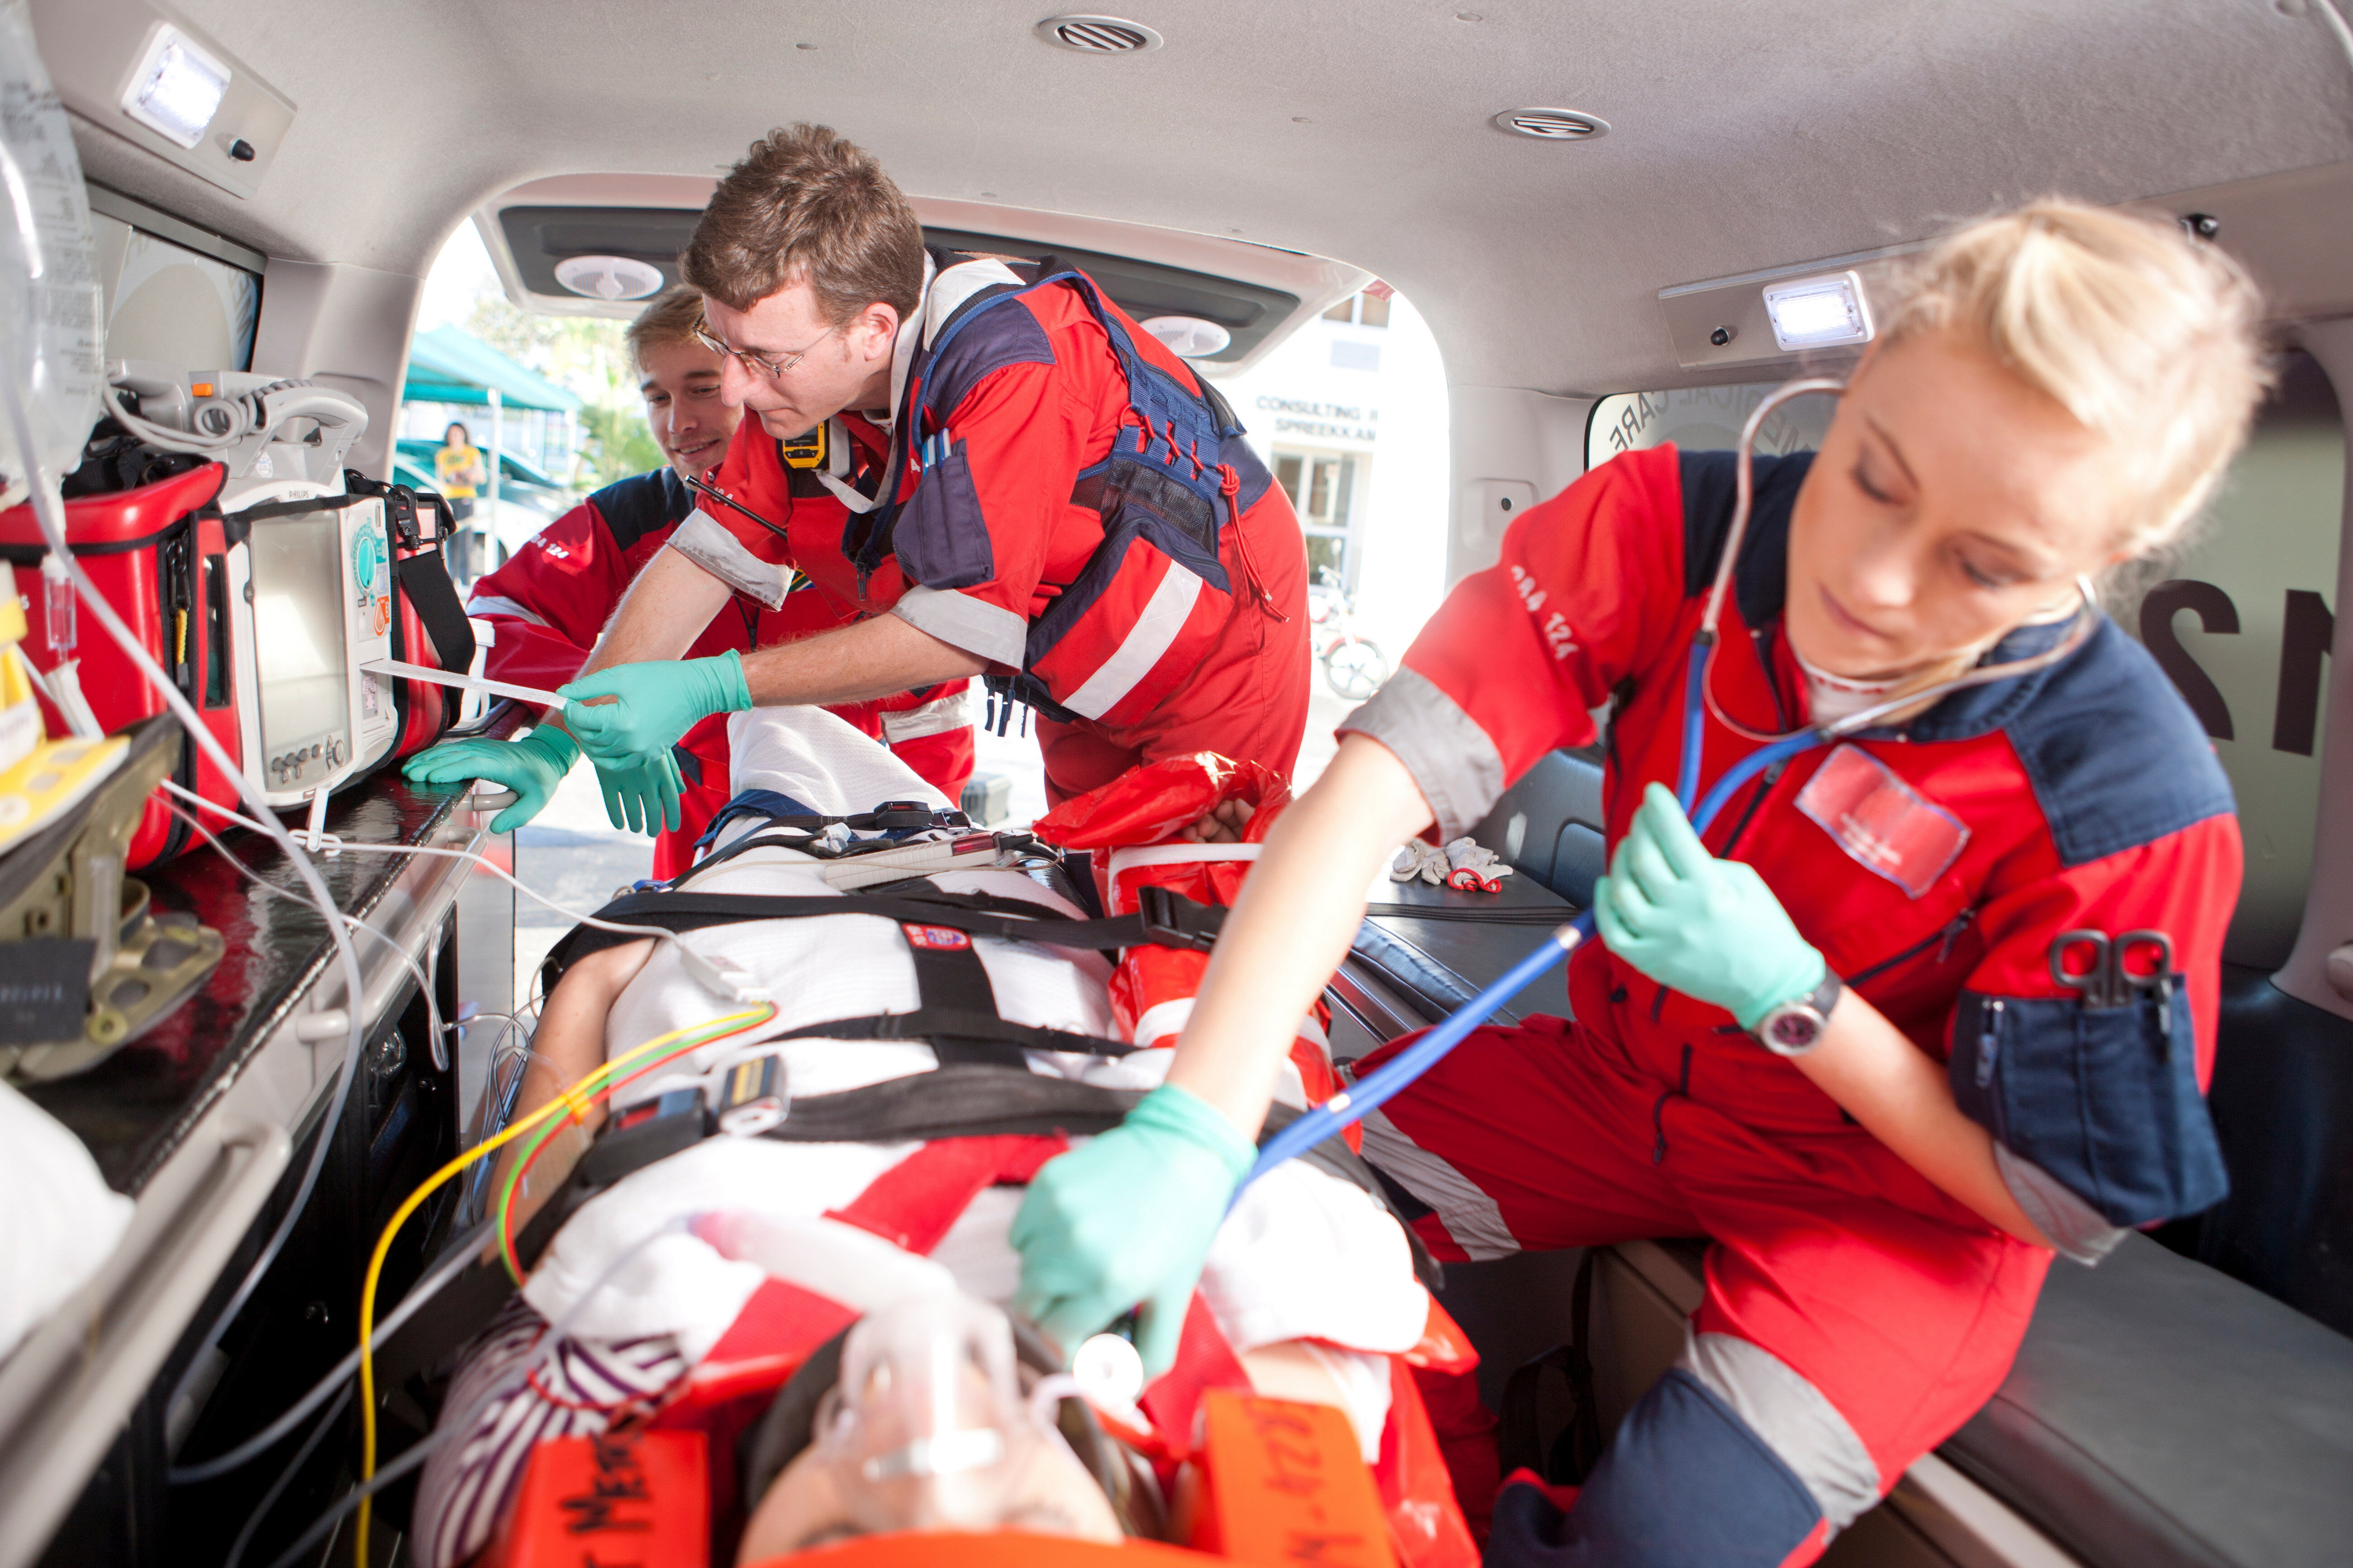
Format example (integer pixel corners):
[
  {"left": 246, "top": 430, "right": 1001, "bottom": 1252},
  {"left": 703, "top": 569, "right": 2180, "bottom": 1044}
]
[{"left": 0, "top": 2, "right": 103, "bottom": 511}]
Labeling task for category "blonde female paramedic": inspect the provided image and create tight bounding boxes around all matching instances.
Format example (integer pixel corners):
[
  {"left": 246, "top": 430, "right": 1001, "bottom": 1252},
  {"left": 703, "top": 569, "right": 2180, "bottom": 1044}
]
[{"left": 1009, "top": 200, "right": 2269, "bottom": 1567}]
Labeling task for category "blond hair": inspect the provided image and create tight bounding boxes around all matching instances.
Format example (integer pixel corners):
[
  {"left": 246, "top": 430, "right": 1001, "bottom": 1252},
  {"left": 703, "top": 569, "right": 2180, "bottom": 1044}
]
[
  {"left": 1877, "top": 199, "right": 2271, "bottom": 559},
  {"left": 624, "top": 285, "right": 708, "bottom": 372},
  {"left": 681, "top": 124, "right": 925, "bottom": 325}
]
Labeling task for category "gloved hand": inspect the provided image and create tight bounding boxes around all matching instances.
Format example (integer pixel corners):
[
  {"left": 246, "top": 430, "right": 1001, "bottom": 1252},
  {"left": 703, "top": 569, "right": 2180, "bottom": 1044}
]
[
  {"left": 401, "top": 729, "right": 576, "bottom": 833},
  {"left": 1010, "top": 1082, "right": 1256, "bottom": 1377},
  {"left": 593, "top": 751, "right": 684, "bottom": 837},
  {"left": 561, "top": 653, "right": 751, "bottom": 770},
  {"left": 1590, "top": 781, "right": 1826, "bottom": 1031}
]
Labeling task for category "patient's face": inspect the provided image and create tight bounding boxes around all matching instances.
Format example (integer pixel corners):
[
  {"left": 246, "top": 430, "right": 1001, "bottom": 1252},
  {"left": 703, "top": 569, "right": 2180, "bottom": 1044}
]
[{"left": 735, "top": 1399, "right": 1122, "bottom": 1561}]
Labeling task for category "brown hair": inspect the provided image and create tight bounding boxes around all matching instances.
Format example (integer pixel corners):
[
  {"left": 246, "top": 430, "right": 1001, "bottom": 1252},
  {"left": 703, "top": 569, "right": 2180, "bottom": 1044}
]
[
  {"left": 624, "top": 285, "right": 709, "bottom": 371},
  {"left": 681, "top": 124, "right": 925, "bottom": 326}
]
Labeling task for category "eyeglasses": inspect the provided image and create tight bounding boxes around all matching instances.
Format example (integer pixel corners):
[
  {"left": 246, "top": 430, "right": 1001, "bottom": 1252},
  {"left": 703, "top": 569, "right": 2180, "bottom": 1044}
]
[{"left": 693, "top": 314, "right": 838, "bottom": 380}]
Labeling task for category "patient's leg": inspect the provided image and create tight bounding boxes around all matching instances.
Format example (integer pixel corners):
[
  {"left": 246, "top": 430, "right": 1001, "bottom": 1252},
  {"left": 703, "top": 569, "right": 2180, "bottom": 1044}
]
[{"left": 484, "top": 939, "right": 655, "bottom": 1244}]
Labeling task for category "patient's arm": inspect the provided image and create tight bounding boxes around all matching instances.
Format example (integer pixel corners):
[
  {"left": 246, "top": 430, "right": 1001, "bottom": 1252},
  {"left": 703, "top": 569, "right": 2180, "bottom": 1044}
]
[{"left": 486, "top": 939, "right": 656, "bottom": 1247}]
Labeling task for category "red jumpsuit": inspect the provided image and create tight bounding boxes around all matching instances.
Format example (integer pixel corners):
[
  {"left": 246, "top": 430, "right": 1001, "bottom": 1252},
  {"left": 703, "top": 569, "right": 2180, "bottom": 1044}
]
[
  {"left": 1340, "top": 446, "right": 2239, "bottom": 1566},
  {"left": 466, "top": 466, "right": 974, "bottom": 878},
  {"left": 689, "top": 253, "right": 1312, "bottom": 804}
]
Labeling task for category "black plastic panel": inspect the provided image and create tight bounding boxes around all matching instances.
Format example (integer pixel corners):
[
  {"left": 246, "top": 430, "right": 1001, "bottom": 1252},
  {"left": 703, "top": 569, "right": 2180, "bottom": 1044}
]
[{"left": 494, "top": 207, "right": 1300, "bottom": 363}]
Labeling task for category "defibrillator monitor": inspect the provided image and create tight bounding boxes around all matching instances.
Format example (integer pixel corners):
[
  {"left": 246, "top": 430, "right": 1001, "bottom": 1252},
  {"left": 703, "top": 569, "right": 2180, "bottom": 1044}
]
[{"left": 224, "top": 492, "right": 399, "bottom": 807}]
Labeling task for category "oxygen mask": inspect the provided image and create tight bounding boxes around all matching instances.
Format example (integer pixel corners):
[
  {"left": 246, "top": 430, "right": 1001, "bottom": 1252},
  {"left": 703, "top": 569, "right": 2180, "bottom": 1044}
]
[{"left": 812, "top": 1293, "right": 1119, "bottom": 1540}]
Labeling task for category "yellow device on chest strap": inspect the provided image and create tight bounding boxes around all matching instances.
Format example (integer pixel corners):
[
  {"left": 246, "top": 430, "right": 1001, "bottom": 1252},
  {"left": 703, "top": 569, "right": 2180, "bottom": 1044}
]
[{"left": 780, "top": 424, "right": 826, "bottom": 470}]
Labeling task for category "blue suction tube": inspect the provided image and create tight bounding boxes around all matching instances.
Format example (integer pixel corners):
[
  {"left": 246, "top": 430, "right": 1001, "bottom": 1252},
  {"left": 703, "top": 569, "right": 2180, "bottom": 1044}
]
[{"left": 1235, "top": 674, "right": 1826, "bottom": 1196}]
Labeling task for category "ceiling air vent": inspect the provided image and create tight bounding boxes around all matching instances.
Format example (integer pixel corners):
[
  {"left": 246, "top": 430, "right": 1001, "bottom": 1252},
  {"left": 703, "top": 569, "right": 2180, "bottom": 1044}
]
[
  {"left": 1035, "top": 15, "right": 1164, "bottom": 53},
  {"left": 1493, "top": 108, "right": 1608, "bottom": 142}
]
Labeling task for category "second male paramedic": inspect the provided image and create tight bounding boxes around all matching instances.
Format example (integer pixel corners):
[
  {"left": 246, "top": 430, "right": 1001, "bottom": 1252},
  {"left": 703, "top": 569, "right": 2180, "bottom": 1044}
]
[
  {"left": 543, "top": 124, "right": 1312, "bottom": 809},
  {"left": 440, "top": 285, "right": 975, "bottom": 874}
]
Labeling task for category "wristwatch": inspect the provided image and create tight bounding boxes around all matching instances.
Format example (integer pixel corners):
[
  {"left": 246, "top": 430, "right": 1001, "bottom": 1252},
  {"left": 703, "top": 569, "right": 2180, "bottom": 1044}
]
[{"left": 1752, "top": 970, "right": 1844, "bottom": 1057}]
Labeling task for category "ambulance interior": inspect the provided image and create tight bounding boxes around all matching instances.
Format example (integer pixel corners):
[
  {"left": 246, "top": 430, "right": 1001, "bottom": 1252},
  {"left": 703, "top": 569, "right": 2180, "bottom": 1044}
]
[{"left": 5, "top": 2, "right": 2353, "bottom": 1566}]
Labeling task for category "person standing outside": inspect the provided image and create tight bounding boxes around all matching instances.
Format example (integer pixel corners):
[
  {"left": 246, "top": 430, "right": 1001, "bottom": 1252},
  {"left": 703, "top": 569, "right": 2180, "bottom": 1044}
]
[
  {"left": 415, "top": 125, "right": 1310, "bottom": 822},
  {"left": 407, "top": 285, "right": 976, "bottom": 870},
  {"left": 433, "top": 421, "right": 486, "bottom": 522}
]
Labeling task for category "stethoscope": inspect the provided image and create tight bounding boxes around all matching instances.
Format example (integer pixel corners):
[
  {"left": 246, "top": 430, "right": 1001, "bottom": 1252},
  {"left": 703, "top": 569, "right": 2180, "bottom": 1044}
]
[{"left": 1237, "top": 377, "right": 2105, "bottom": 1194}]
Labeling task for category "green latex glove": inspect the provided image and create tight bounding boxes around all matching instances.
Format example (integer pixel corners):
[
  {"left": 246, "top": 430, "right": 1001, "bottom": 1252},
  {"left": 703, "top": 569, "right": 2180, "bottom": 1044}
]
[
  {"left": 561, "top": 652, "right": 752, "bottom": 770},
  {"left": 593, "top": 750, "right": 684, "bottom": 837},
  {"left": 1010, "top": 1083, "right": 1256, "bottom": 1377},
  {"left": 401, "top": 729, "right": 577, "bottom": 833},
  {"left": 1590, "top": 781, "right": 1827, "bottom": 1031}
]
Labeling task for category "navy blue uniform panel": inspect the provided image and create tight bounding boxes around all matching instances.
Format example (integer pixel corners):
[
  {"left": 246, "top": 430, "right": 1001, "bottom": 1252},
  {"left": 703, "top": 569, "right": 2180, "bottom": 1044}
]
[
  {"left": 1677, "top": 449, "right": 1810, "bottom": 629},
  {"left": 1952, "top": 988, "right": 2230, "bottom": 1225},
  {"left": 923, "top": 295, "right": 1058, "bottom": 430},
  {"left": 1916, "top": 618, "right": 2234, "bottom": 867},
  {"left": 893, "top": 437, "right": 996, "bottom": 589},
  {"left": 1488, "top": 1369, "right": 1822, "bottom": 1567},
  {"left": 589, "top": 467, "right": 693, "bottom": 552}
]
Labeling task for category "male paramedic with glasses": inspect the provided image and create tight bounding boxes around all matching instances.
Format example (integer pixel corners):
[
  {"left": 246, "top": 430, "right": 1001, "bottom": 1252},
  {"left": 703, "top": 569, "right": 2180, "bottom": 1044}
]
[
  {"left": 419, "top": 123, "right": 1310, "bottom": 824},
  {"left": 404, "top": 285, "right": 975, "bottom": 875}
]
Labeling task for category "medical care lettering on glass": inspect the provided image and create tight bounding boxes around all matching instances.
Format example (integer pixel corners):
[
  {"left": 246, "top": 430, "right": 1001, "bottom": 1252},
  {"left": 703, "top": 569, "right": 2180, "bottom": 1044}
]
[
  {"left": 1255, "top": 396, "right": 1378, "bottom": 443},
  {"left": 1510, "top": 563, "right": 1578, "bottom": 660}
]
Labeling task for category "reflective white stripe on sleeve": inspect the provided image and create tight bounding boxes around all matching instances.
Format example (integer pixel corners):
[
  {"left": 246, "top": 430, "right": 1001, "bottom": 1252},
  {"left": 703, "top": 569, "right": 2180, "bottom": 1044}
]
[
  {"left": 892, "top": 585, "right": 1029, "bottom": 668},
  {"left": 1059, "top": 562, "right": 1204, "bottom": 721},
  {"left": 667, "top": 509, "right": 791, "bottom": 608},
  {"left": 1995, "top": 1143, "right": 2128, "bottom": 1265},
  {"left": 463, "top": 593, "right": 549, "bottom": 628}
]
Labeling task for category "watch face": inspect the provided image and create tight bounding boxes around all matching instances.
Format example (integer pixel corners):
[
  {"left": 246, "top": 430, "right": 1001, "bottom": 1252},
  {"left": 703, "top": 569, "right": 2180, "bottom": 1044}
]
[{"left": 1762, "top": 1009, "right": 1823, "bottom": 1054}]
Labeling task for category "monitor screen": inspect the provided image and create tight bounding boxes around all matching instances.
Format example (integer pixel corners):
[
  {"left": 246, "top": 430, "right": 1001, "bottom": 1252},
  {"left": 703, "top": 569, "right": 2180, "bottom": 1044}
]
[{"left": 248, "top": 512, "right": 349, "bottom": 775}]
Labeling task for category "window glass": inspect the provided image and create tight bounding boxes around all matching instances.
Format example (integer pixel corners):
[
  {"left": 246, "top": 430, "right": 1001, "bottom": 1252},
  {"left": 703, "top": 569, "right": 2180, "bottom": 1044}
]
[
  {"left": 1358, "top": 292, "right": 1391, "bottom": 329},
  {"left": 88, "top": 207, "right": 262, "bottom": 370},
  {"left": 2113, "top": 352, "right": 2342, "bottom": 968},
  {"left": 1586, "top": 380, "right": 1834, "bottom": 471},
  {"left": 1322, "top": 297, "right": 1354, "bottom": 323},
  {"left": 1275, "top": 445, "right": 1363, "bottom": 591}
]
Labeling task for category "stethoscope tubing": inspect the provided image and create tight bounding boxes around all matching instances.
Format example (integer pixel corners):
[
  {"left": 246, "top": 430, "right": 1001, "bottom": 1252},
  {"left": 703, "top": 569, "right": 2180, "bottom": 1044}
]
[{"left": 1235, "top": 376, "right": 2104, "bottom": 1196}]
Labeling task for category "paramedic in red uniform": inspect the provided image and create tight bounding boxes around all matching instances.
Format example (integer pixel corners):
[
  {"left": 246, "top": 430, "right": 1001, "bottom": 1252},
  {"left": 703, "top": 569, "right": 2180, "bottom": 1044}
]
[
  {"left": 1009, "top": 202, "right": 2267, "bottom": 1565},
  {"left": 407, "top": 285, "right": 975, "bottom": 874},
  {"left": 531, "top": 124, "right": 1309, "bottom": 810}
]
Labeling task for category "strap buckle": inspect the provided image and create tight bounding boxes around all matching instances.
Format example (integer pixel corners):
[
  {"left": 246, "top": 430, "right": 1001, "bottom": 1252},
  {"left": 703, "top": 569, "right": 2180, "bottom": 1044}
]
[{"left": 1138, "top": 885, "right": 1224, "bottom": 953}]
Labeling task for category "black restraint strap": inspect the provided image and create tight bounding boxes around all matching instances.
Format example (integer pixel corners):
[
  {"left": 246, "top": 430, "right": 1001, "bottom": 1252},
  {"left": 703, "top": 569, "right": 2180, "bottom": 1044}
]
[{"left": 540, "top": 884, "right": 1224, "bottom": 989}]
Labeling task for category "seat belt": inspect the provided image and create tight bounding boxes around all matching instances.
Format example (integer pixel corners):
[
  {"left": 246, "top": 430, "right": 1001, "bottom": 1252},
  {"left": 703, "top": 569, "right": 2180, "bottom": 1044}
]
[{"left": 539, "top": 883, "right": 1225, "bottom": 989}]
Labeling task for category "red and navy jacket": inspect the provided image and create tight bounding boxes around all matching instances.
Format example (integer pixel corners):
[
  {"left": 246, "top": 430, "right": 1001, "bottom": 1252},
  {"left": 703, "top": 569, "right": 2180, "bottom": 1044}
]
[
  {"left": 693, "top": 253, "right": 1310, "bottom": 744},
  {"left": 1342, "top": 444, "right": 2239, "bottom": 1249}
]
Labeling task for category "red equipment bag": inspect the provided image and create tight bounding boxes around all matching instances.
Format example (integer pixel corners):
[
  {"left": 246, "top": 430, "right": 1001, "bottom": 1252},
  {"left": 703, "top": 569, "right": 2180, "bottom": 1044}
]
[
  {"left": 0, "top": 462, "right": 478, "bottom": 868},
  {"left": 0, "top": 461, "right": 241, "bottom": 867}
]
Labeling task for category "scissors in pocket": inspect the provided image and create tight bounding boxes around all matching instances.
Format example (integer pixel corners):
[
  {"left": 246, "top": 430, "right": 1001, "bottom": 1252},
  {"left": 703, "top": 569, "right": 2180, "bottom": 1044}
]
[{"left": 2048, "top": 929, "right": 2175, "bottom": 1009}]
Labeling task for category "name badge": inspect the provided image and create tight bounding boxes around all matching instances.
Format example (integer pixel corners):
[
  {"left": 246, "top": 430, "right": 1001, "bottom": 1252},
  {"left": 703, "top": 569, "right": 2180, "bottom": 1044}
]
[
  {"left": 901, "top": 923, "right": 972, "bottom": 951},
  {"left": 1794, "top": 744, "right": 1969, "bottom": 899}
]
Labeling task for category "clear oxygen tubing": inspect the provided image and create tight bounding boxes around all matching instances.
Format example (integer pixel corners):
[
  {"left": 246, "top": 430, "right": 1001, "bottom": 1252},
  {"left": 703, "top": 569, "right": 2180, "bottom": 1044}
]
[
  {"left": 0, "top": 291, "right": 378, "bottom": 1475},
  {"left": 256, "top": 1217, "right": 694, "bottom": 1568},
  {"left": 1239, "top": 376, "right": 2107, "bottom": 1193}
]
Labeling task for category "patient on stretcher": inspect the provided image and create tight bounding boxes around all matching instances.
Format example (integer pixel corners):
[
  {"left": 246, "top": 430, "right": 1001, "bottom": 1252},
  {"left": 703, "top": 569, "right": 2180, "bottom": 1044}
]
[{"left": 411, "top": 709, "right": 1467, "bottom": 1566}]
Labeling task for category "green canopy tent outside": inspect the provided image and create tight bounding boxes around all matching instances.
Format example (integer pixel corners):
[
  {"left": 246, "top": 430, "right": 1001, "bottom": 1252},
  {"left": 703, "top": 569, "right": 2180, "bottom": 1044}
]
[{"left": 402, "top": 324, "right": 581, "bottom": 413}]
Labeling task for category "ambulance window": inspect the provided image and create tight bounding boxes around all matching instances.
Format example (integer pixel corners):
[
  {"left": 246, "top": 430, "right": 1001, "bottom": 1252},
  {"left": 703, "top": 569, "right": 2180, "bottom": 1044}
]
[
  {"left": 2113, "top": 352, "right": 2342, "bottom": 968},
  {"left": 1275, "top": 446, "right": 1363, "bottom": 590},
  {"left": 1319, "top": 289, "right": 1391, "bottom": 329},
  {"left": 86, "top": 187, "right": 263, "bottom": 371},
  {"left": 1586, "top": 381, "right": 1835, "bottom": 471}
]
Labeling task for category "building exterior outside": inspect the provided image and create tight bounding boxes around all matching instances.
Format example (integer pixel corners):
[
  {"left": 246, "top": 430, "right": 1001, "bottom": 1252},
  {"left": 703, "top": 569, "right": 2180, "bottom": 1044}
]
[{"left": 1211, "top": 283, "right": 1452, "bottom": 675}]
